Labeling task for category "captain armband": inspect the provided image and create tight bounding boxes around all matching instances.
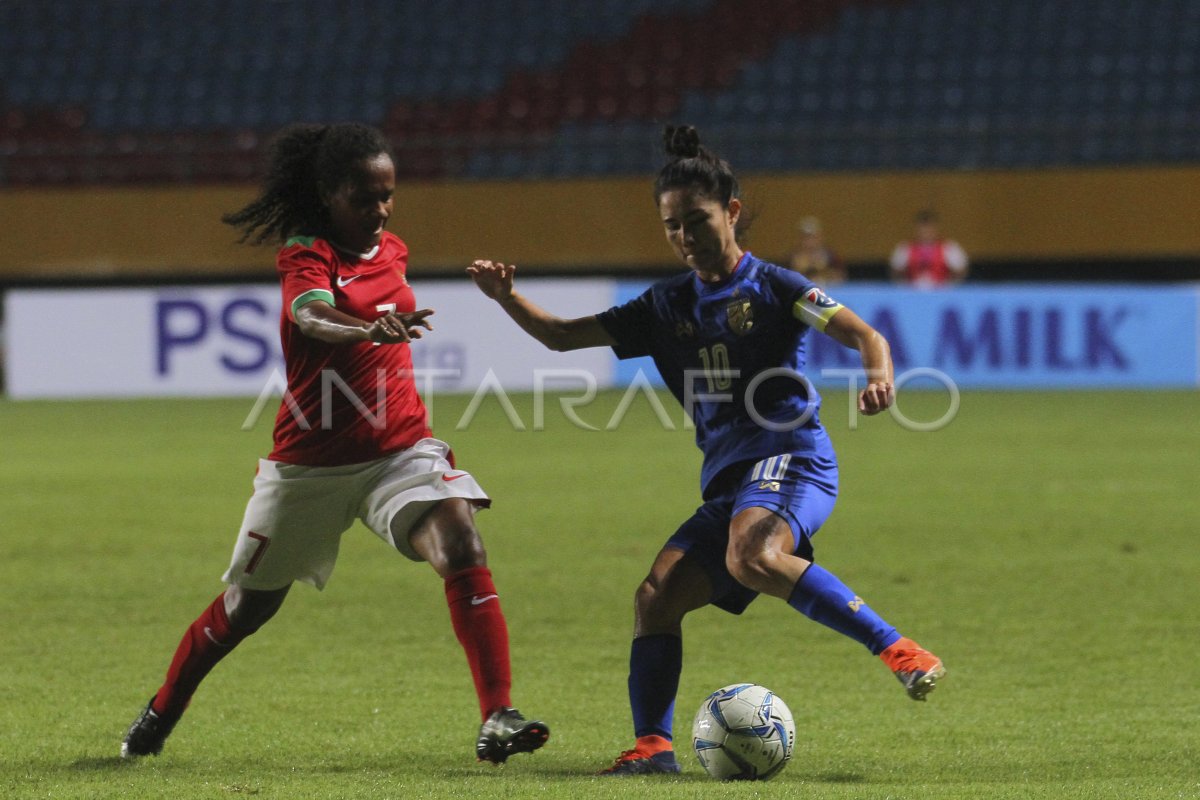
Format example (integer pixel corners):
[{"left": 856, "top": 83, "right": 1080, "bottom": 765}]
[{"left": 791, "top": 287, "right": 844, "bottom": 331}]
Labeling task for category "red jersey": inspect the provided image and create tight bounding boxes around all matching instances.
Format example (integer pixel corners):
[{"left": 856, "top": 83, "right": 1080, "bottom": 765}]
[
  {"left": 889, "top": 239, "right": 969, "bottom": 286},
  {"left": 269, "top": 232, "right": 432, "bottom": 466}
]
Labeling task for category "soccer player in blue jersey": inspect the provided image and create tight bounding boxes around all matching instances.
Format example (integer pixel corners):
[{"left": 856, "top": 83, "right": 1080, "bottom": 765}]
[{"left": 468, "top": 125, "right": 945, "bottom": 775}]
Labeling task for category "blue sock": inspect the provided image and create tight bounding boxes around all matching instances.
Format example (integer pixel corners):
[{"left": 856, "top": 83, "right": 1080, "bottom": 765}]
[
  {"left": 788, "top": 564, "right": 901, "bottom": 655},
  {"left": 628, "top": 634, "right": 682, "bottom": 740}
]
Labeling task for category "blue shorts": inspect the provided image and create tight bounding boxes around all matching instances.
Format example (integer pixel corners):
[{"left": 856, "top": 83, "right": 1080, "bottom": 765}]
[{"left": 666, "top": 453, "right": 839, "bottom": 615}]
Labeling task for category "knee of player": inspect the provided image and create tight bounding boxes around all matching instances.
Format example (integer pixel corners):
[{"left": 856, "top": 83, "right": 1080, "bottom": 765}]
[
  {"left": 633, "top": 575, "right": 680, "bottom": 621},
  {"left": 436, "top": 527, "right": 488, "bottom": 572},
  {"left": 225, "top": 584, "right": 289, "bottom": 632},
  {"left": 633, "top": 578, "right": 687, "bottom": 633},
  {"left": 633, "top": 576, "right": 659, "bottom": 611},
  {"left": 724, "top": 548, "right": 776, "bottom": 593}
]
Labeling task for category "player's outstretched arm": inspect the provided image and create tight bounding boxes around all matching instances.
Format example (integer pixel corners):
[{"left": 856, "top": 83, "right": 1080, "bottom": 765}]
[
  {"left": 295, "top": 301, "right": 434, "bottom": 345},
  {"left": 822, "top": 307, "right": 895, "bottom": 415},
  {"left": 467, "top": 259, "right": 615, "bottom": 352}
]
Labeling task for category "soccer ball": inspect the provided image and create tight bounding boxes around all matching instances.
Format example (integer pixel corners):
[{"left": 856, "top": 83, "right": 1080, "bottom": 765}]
[{"left": 691, "top": 683, "right": 795, "bottom": 781}]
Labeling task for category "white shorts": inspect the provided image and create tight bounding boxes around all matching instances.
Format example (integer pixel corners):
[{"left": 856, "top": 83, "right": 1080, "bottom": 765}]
[{"left": 221, "top": 438, "right": 490, "bottom": 591}]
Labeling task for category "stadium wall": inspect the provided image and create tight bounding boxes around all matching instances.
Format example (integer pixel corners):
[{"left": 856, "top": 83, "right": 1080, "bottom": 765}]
[
  {"left": 6, "top": 280, "right": 1197, "bottom": 400},
  {"left": 2, "top": 165, "right": 1199, "bottom": 279}
]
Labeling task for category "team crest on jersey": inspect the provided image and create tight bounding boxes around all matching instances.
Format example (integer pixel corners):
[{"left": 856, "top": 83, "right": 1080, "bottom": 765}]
[
  {"left": 804, "top": 287, "right": 839, "bottom": 309},
  {"left": 726, "top": 298, "right": 754, "bottom": 335}
]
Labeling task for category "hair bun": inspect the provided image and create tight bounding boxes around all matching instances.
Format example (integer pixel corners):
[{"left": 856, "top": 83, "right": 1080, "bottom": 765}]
[{"left": 663, "top": 125, "right": 702, "bottom": 159}]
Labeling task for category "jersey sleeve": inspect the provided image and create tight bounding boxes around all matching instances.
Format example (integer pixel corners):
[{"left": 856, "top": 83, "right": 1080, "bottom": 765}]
[
  {"left": 596, "top": 288, "right": 656, "bottom": 359},
  {"left": 277, "top": 240, "right": 335, "bottom": 322},
  {"left": 943, "top": 240, "right": 969, "bottom": 272}
]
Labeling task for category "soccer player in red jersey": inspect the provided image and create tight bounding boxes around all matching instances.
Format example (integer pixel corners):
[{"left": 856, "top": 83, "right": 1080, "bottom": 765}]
[{"left": 121, "top": 123, "right": 548, "bottom": 764}]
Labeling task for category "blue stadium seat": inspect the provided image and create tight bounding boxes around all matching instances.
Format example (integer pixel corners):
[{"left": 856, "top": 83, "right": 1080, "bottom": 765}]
[{"left": 2, "top": 0, "right": 1198, "bottom": 182}]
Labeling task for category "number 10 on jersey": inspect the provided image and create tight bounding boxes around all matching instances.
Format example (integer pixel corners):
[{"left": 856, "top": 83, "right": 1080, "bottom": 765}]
[{"left": 698, "top": 344, "right": 734, "bottom": 392}]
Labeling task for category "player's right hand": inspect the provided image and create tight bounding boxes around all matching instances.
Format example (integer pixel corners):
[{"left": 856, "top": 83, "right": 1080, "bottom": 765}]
[
  {"left": 467, "top": 260, "right": 516, "bottom": 301},
  {"left": 857, "top": 381, "right": 895, "bottom": 415}
]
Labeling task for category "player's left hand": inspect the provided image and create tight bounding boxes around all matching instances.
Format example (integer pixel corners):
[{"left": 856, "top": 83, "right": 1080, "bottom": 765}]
[
  {"left": 398, "top": 308, "right": 435, "bottom": 338},
  {"left": 858, "top": 382, "right": 894, "bottom": 415},
  {"left": 369, "top": 308, "right": 434, "bottom": 343}
]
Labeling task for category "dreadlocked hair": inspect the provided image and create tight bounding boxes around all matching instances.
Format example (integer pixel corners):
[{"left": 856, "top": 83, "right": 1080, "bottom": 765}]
[
  {"left": 654, "top": 125, "right": 739, "bottom": 208},
  {"left": 222, "top": 123, "right": 393, "bottom": 245}
]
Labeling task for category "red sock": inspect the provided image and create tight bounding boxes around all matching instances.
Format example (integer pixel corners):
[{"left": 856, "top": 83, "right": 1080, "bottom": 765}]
[
  {"left": 444, "top": 566, "right": 512, "bottom": 721},
  {"left": 151, "top": 592, "right": 251, "bottom": 718}
]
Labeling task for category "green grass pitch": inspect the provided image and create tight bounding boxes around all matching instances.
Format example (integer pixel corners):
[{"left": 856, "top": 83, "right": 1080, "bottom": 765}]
[{"left": 1, "top": 389, "right": 1197, "bottom": 799}]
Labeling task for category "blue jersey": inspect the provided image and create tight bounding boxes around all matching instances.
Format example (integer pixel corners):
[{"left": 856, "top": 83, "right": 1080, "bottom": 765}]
[{"left": 597, "top": 253, "right": 845, "bottom": 495}]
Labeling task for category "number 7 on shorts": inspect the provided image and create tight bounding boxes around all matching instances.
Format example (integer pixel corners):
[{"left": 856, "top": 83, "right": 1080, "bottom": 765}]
[{"left": 244, "top": 531, "right": 271, "bottom": 575}]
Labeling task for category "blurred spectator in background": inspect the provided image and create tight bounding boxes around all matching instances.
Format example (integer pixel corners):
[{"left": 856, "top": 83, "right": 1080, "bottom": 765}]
[
  {"left": 889, "top": 209, "right": 968, "bottom": 287},
  {"left": 786, "top": 216, "right": 846, "bottom": 285}
]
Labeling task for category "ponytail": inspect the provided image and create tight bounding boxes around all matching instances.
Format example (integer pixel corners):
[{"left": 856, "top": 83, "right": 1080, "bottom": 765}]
[{"left": 654, "top": 124, "right": 739, "bottom": 208}]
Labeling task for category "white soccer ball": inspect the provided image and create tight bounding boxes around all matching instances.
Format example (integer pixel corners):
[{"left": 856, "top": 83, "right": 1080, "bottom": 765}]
[{"left": 691, "top": 683, "right": 796, "bottom": 781}]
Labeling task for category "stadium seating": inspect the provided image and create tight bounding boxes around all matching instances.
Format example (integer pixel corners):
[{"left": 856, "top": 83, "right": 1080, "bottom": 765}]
[{"left": 1, "top": 0, "right": 1196, "bottom": 184}]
